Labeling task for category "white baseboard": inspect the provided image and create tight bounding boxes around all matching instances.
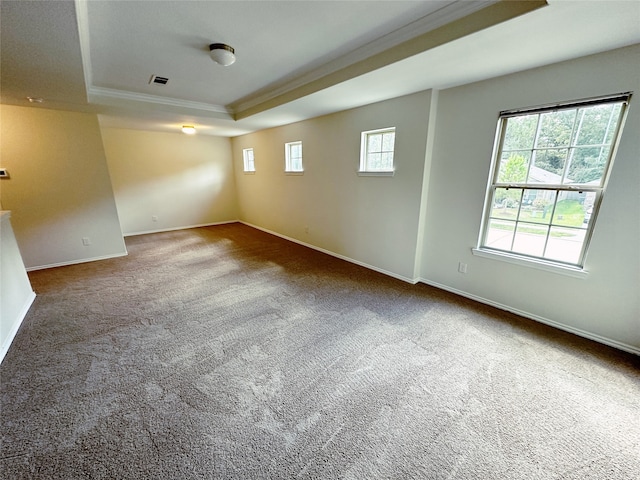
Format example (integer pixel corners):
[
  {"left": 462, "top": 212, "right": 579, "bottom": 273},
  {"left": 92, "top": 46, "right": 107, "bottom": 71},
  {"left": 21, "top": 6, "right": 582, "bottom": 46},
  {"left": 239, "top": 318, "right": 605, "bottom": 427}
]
[
  {"left": 240, "top": 221, "right": 418, "bottom": 284},
  {"left": 26, "top": 252, "right": 129, "bottom": 272},
  {"left": 0, "top": 290, "right": 36, "bottom": 365},
  {"left": 22, "top": 221, "right": 637, "bottom": 357},
  {"left": 27, "top": 222, "right": 240, "bottom": 270},
  {"left": 124, "top": 220, "right": 238, "bottom": 237},
  {"left": 239, "top": 222, "right": 639, "bottom": 356},
  {"left": 418, "top": 278, "right": 640, "bottom": 356}
]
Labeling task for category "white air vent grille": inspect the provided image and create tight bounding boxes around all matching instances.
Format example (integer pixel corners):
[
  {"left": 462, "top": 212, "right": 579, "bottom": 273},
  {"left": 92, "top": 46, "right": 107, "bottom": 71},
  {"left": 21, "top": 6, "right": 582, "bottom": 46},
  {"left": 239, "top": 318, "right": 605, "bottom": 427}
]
[{"left": 149, "top": 75, "right": 169, "bottom": 85}]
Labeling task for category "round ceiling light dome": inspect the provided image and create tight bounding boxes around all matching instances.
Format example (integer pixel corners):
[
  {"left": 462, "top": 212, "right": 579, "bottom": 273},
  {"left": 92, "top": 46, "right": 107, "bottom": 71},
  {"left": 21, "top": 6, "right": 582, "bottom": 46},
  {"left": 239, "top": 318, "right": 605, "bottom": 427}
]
[{"left": 209, "top": 43, "right": 236, "bottom": 66}]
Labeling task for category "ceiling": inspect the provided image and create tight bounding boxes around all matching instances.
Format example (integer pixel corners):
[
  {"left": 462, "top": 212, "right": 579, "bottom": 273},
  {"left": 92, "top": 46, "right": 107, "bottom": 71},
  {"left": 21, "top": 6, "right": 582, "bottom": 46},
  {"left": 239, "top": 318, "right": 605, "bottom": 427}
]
[{"left": 1, "top": 0, "right": 639, "bottom": 137}]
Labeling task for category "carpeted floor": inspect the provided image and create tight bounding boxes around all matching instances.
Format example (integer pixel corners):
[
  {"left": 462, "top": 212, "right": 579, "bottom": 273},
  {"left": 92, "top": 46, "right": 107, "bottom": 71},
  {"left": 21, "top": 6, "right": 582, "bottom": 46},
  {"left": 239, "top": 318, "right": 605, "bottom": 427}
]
[{"left": 1, "top": 223, "right": 639, "bottom": 479}]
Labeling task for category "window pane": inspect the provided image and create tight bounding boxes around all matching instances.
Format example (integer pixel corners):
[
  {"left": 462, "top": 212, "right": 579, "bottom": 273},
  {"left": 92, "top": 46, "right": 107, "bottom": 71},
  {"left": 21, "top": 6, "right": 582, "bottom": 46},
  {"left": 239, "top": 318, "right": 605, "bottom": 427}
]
[
  {"left": 536, "top": 110, "right": 575, "bottom": 148},
  {"left": 512, "top": 223, "right": 548, "bottom": 257},
  {"left": 497, "top": 153, "right": 530, "bottom": 183},
  {"left": 581, "top": 192, "right": 596, "bottom": 228},
  {"left": 367, "top": 153, "right": 382, "bottom": 170},
  {"left": 551, "top": 191, "right": 588, "bottom": 227},
  {"left": 361, "top": 128, "right": 396, "bottom": 173},
  {"left": 291, "top": 144, "right": 301, "bottom": 158},
  {"left": 480, "top": 95, "right": 628, "bottom": 268},
  {"left": 604, "top": 104, "right": 622, "bottom": 144},
  {"left": 518, "top": 189, "right": 554, "bottom": 225},
  {"left": 544, "top": 227, "right": 585, "bottom": 264},
  {"left": 380, "top": 152, "right": 393, "bottom": 170},
  {"left": 565, "top": 146, "right": 608, "bottom": 184},
  {"left": 491, "top": 188, "right": 522, "bottom": 220},
  {"left": 285, "top": 142, "right": 302, "bottom": 171},
  {"left": 529, "top": 149, "right": 567, "bottom": 183},
  {"left": 243, "top": 148, "right": 255, "bottom": 171},
  {"left": 382, "top": 132, "right": 395, "bottom": 152},
  {"left": 503, "top": 115, "right": 537, "bottom": 150},
  {"left": 485, "top": 219, "right": 515, "bottom": 250},
  {"left": 574, "top": 104, "right": 616, "bottom": 146},
  {"left": 368, "top": 134, "right": 382, "bottom": 153}
]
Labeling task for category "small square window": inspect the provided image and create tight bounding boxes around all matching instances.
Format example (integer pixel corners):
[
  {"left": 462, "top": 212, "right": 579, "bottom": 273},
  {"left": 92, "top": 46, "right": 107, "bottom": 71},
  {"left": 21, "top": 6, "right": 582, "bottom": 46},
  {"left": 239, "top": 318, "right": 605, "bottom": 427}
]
[
  {"left": 242, "top": 148, "right": 255, "bottom": 173},
  {"left": 285, "top": 141, "right": 303, "bottom": 173},
  {"left": 360, "top": 127, "right": 395, "bottom": 175}
]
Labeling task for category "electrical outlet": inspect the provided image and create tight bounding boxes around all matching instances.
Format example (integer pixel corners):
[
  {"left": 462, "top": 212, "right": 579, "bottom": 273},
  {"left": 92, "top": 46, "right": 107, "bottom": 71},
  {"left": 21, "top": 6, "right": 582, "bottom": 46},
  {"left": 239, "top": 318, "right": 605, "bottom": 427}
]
[
  {"left": 152, "top": 215, "right": 158, "bottom": 222},
  {"left": 458, "top": 262, "right": 468, "bottom": 274},
  {"left": 82, "top": 237, "right": 91, "bottom": 246}
]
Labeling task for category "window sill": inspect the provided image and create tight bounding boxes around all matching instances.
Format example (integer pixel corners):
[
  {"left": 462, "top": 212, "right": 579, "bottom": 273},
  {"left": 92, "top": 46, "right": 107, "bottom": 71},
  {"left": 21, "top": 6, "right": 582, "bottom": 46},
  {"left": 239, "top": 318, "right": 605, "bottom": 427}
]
[
  {"left": 357, "top": 170, "right": 395, "bottom": 177},
  {"left": 243, "top": 171, "right": 256, "bottom": 175},
  {"left": 471, "top": 248, "right": 588, "bottom": 278},
  {"left": 285, "top": 171, "right": 304, "bottom": 176}
]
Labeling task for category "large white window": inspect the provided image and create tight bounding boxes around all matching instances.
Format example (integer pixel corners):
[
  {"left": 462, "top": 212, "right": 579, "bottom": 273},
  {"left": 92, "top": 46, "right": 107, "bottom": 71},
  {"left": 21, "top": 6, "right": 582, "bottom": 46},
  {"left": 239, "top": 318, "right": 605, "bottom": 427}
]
[
  {"left": 242, "top": 148, "right": 255, "bottom": 173},
  {"left": 359, "top": 127, "right": 395, "bottom": 175},
  {"left": 477, "top": 93, "right": 631, "bottom": 270},
  {"left": 285, "top": 141, "right": 303, "bottom": 173}
]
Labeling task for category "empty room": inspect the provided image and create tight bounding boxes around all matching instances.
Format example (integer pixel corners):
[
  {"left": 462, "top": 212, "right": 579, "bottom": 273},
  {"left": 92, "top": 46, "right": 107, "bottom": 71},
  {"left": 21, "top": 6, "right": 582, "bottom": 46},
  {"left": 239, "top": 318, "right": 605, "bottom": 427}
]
[{"left": 1, "top": 1, "right": 639, "bottom": 478}]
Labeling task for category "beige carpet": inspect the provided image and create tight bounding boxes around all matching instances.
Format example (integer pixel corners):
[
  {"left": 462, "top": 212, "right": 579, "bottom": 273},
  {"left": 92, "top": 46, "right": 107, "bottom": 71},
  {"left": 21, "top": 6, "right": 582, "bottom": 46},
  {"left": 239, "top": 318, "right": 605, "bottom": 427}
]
[{"left": 2, "top": 223, "right": 639, "bottom": 479}]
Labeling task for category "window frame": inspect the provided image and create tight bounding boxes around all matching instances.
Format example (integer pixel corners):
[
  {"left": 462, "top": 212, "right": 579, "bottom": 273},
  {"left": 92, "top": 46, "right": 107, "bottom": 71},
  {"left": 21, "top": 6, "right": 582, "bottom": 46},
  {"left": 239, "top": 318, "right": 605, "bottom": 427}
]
[
  {"left": 242, "top": 147, "right": 255, "bottom": 173},
  {"left": 359, "top": 127, "right": 396, "bottom": 176},
  {"left": 285, "top": 141, "right": 303, "bottom": 174},
  {"left": 475, "top": 92, "right": 632, "bottom": 273}
]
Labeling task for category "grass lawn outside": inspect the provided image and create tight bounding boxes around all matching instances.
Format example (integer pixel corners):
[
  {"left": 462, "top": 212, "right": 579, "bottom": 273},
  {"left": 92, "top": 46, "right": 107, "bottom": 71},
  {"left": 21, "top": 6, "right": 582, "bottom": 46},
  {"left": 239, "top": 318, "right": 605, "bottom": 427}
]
[{"left": 491, "top": 199, "right": 588, "bottom": 232}]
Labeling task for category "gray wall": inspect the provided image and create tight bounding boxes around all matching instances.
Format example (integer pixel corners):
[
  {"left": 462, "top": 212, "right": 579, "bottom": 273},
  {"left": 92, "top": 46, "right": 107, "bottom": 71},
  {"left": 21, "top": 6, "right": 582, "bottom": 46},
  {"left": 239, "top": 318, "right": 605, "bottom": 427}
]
[
  {"left": 231, "top": 45, "right": 640, "bottom": 353},
  {"left": 0, "top": 212, "right": 35, "bottom": 363},
  {"left": 232, "top": 91, "right": 433, "bottom": 281},
  {"left": 101, "top": 128, "right": 238, "bottom": 236},
  {"left": 421, "top": 44, "right": 640, "bottom": 352},
  {"left": 0, "top": 106, "right": 127, "bottom": 269}
]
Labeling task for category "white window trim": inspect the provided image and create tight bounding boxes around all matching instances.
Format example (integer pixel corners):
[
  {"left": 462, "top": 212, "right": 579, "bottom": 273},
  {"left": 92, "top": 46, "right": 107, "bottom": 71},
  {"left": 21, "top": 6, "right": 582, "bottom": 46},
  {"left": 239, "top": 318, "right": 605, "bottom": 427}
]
[
  {"left": 285, "top": 141, "right": 304, "bottom": 173},
  {"left": 242, "top": 148, "right": 255, "bottom": 174},
  {"left": 357, "top": 171, "right": 395, "bottom": 177},
  {"left": 471, "top": 247, "right": 588, "bottom": 278},
  {"left": 359, "top": 127, "right": 396, "bottom": 175},
  {"left": 476, "top": 92, "right": 631, "bottom": 272}
]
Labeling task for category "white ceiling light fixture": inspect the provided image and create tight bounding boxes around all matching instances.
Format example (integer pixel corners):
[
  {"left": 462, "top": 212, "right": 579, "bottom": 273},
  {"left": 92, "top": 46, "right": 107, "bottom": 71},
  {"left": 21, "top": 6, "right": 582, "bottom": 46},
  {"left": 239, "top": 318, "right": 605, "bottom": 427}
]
[
  {"left": 209, "top": 43, "right": 236, "bottom": 66},
  {"left": 181, "top": 125, "right": 196, "bottom": 134}
]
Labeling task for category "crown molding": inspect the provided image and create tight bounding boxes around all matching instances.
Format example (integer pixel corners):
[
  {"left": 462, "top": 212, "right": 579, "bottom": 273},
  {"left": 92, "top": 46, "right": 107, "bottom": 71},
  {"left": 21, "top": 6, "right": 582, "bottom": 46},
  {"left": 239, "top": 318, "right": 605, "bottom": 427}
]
[
  {"left": 76, "top": 0, "right": 231, "bottom": 118},
  {"left": 232, "top": 0, "right": 548, "bottom": 120},
  {"left": 229, "top": 0, "right": 497, "bottom": 115},
  {"left": 74, "top": 0, "right": 93, "bottom": 100},
  {"left": 88, "top": 86, "right": 233, "bottom": 116},
  {"left": 74, "top": 0, "right": 547, "bottom": 124}
]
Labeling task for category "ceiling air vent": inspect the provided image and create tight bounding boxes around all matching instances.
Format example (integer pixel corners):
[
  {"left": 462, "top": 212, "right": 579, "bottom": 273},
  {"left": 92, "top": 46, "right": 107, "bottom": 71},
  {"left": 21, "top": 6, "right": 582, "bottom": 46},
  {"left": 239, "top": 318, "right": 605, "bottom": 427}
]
[{"left": 149, "top": 75, "right": 169, "bottom": 85}]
